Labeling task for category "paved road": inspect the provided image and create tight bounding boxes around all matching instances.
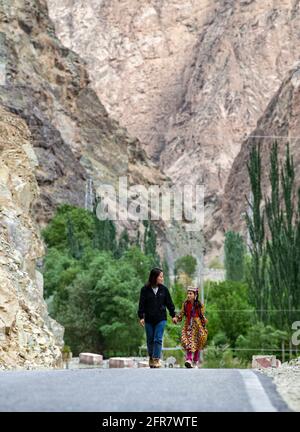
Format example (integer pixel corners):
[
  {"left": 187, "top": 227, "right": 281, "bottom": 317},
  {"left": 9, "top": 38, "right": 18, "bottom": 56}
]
[{"left": 0, "top": 368, "right": 291, "bottom": 412}]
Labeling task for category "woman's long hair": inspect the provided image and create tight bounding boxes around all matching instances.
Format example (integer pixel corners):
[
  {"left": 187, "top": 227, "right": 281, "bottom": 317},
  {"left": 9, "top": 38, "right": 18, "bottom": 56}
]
[{"left": 145, "top": 267, "right": 163, "bottom": 288}]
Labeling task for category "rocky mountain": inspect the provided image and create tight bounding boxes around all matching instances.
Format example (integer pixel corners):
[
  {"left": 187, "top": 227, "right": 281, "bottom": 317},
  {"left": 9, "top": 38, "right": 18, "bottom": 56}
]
[
  {"left": 47, "top": 0, "right": 215, "bottom": 161},
  {"left": 222, "top": 64, "right": 300, "bottom": 238},
  {"left": 0, "top": 0, "right": 165, "bottom": 227},
  {"left": 47, "top": 0, "right": 300, "bottom": 261},
  {"left": 0, "top": 106, "right": 63, "bottom": 370}
]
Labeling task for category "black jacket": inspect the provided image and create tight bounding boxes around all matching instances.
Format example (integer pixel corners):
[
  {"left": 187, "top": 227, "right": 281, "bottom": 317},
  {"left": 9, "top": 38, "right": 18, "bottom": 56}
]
[{"left": 138, "top": 283, "right": 176, "bottom": 324}]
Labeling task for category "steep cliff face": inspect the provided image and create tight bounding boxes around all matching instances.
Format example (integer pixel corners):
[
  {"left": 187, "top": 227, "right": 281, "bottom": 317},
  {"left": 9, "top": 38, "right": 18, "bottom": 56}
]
[
  {"left": 47, "top": 0, "right": 214, "bottom": 161},
  {"left": 47, "top": 0, "right": 300, "bottom": 260},
  {"left": 221, "top": 64, "right": 300, "bottom": 238},
  {"left": 0, "top": 106, "right": 63, "bottom": 370},
  {"left": 0, "top": 0, "right": 164, "bottom": 228}
]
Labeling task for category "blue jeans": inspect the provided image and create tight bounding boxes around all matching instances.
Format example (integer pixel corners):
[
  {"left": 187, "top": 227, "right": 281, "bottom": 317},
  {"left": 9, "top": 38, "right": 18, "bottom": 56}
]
[{"left": 145, "top": 320, "right": 167, "bottom": 359}]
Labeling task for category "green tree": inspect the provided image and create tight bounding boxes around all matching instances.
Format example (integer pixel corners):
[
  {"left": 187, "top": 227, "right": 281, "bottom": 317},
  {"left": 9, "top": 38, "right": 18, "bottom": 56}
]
[
  {"left": 205, "top": 280, "right": 254, "bottom": 346},
  {"left": 115, "top": 228, "right": 130, "bottom": 258},
  {"left": 93, "top": 217, "right": 118, "bottom": 256},
  {"left": 236, "top": 322, "right": 289, "bottom": 362},
  {"left": 42, "top": 204, "right": 164, "bottom": 357},
  {"left": 265, "top": 142, "right": 300, "bottom": 329},
  {"left": 175, "top": 255, "right": 197, "bottom": 279},
  {"left": 66, "top": 216, "right": 83, "bottom": 259},
  {"left": 51, "top": 248, "right": 148, "bottom": 356},
  {"left": 53, "top": 270, "right": 102, "bottom": 354},
  {"left": 42, "top": 203, "right": 119, "bottom": 257},
  {"left": 42, "top": 204, "right": 95, "bottom": 251},
  {"left": 245, "top": 142, "right": 300, "bottom": 330},
  {"left": 162, "top": 258, "right": 170, "bottom": 288},
  {"left": 171, "top": 281, "right": 187, "bottom": 309},
  {"left": 143, "top": 220, "right": 160, "bottom": 266},
  {"left": 224, "top": 231, "right": 246, "bottom": 281},
  {"left": 245, "top": 143, "right": 268, "bottom": 323},
  {"left": 43, "top": 248, "right": 81, "bottom": 298}
]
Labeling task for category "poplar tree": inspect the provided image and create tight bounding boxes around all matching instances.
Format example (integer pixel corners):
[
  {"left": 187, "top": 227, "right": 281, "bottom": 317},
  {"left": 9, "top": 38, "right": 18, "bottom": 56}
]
[
  {"left": 246, "top": 141, "right": 300, "bottom": 331},
  {"left": 265, "top": 142, "right": 300, "bottom": 328},
  {"left": 224, "top": 231, "right": 246, "bottom": 281},
  {"left": 115, "top": 229, "right": 130, "bottom": 258},
  {"left": 66, "top": 217, "right": 83, "bottom": 259},
  {"left": 143, "top": 220, "right": 160, "bottom": 266},
  {"left": 245, "top": 142, "right": 267, "bottom": 322}
]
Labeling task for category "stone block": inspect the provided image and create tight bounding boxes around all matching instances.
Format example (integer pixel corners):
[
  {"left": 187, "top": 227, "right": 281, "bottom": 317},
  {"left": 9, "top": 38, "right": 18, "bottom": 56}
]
[
  {"left": 109, "top": 357, "right": 135, "bottom": 368},
  {"left": 79, "top": 352, "right": 103, "bottom": 365},
  {"left": 137, "top": 361, "right": 149, "bottom": 368},
  {"left": 252, "top": 355, "right": 277, "bottom": 368}
]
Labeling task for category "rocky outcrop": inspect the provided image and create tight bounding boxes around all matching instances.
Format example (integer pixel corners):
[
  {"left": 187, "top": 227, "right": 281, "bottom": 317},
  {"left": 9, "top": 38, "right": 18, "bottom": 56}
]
[
  {"left": 47, "top": 0, "right": 215, "bottom": 161},
  {"left": 257, "top": 356, "right": 300, "bottom": 412},
  {"left": 221, "top": 64, "right": 300, "bottom": 240},
  {"left": 47, "top": 0, "right": 300, "bottom": 261},
  {"left": 0, "top": 0, "right": 164, "bottom": 228},
  {"left": 0, "top": 106, "right": 63, "bottom": 370}
]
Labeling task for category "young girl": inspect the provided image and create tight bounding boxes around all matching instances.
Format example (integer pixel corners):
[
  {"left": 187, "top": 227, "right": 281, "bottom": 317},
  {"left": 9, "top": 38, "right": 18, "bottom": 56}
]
[{"left": 175, "top": 286, "right": 208, "bottom": 368}]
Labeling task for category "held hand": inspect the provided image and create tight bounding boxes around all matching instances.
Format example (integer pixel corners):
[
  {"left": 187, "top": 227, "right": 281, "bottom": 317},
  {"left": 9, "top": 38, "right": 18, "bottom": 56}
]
[
  {"left": 172, "top": 317, "right": 178, "bottom": 324},
  {"left": 139, "top": 318, "right": 145, "bottom": 327}
]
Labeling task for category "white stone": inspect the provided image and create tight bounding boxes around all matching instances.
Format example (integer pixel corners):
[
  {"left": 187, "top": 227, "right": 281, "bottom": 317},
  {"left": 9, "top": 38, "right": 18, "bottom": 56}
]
[
  {"left": 109, "top": 357, "right": 135, "bottom": 368},
  {"left": 137, "top": 361, "right": 148, "bottom": 368},
  {"left": 252, "top": 355, "right": 277, "bottom": 368},
  {"left": 79, "top": 352, "right": 103, "bottom": 365}
]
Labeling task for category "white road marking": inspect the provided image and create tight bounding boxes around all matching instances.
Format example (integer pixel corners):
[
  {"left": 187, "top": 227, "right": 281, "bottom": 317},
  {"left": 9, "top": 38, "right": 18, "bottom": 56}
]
[{"left": 238, "top": 370, "right": 277, "bottom": 412}]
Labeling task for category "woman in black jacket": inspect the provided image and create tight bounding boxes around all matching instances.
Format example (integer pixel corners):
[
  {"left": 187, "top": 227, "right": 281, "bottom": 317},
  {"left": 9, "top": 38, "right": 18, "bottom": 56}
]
[{"left": 138, "top": 267, "right": 177, "bottom": 368}]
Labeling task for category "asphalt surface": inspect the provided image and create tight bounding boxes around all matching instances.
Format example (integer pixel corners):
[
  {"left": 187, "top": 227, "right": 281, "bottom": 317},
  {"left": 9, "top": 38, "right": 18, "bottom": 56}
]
[{"left": 0, "top": 368, "right": 291, "bottom": 412}]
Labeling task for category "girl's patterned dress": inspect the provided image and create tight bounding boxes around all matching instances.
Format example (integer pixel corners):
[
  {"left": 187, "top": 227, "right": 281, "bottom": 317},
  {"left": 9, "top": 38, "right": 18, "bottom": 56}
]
[{"left": 176, "top": 301, "right": 208, "bottom": 354}]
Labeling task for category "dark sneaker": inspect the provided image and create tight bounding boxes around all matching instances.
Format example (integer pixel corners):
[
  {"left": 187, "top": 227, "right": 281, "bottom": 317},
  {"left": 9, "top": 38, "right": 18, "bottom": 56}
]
[{"left": 185, "top": 360, "right": 193, "bottom": 368}]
